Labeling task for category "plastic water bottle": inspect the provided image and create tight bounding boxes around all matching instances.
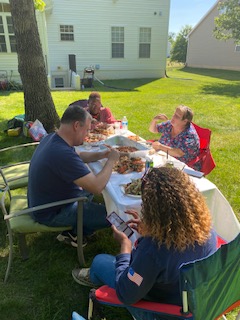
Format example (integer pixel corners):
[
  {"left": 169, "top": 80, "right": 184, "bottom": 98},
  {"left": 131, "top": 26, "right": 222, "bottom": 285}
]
[{"left": 121, "top": 116, "right": 128, "bottom": 133}]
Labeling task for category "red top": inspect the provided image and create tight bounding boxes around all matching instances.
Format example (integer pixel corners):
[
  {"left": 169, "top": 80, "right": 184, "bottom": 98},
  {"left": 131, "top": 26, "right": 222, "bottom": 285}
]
[{"left": 91, "top": 107, "right": 116, "bottom": 124}]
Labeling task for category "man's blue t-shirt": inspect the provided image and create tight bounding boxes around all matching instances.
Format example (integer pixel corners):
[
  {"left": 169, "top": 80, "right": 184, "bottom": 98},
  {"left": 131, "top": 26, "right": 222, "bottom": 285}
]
[{"left": 28, "top": 133, "right": 90, "bottom": 221}]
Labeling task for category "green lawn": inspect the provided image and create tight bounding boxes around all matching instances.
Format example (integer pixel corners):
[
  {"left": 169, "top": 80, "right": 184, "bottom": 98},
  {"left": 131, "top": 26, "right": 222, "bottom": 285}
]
[{"left": 0, "top": 67, "right": 239, "bottom": 320}]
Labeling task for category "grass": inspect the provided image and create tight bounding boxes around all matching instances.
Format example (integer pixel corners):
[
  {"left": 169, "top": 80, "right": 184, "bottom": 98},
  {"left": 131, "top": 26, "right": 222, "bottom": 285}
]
[{"left": 0, "top": 66, "right": 239, "bottom": 320}]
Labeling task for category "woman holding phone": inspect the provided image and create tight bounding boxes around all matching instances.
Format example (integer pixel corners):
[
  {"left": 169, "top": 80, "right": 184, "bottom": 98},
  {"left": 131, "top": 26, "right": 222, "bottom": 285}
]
[{"left": 72, "top": 167, "right": 217, "bottom": 320}]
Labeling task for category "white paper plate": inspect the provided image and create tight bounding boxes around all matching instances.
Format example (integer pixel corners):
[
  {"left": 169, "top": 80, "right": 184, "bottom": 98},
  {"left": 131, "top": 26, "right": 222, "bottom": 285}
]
[{"left": 120, "top": 186, "right": 141, "bottom": 198}]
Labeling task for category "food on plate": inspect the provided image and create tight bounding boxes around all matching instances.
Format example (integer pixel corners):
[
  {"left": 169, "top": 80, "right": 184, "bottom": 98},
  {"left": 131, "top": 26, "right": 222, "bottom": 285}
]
[
  {"left": 113, "top": 156, "right": 145, "bottom": 174},
  {"left": 115, "top": 146, "right": 138, "bottom": 153},
  {"left": 124, "top": 178, "right": 142, "bottom": 196},
  {"left": 84, "top": 133, "right": 106, "bottom": 143},
  {"left": 127, "top": 135, "right": 141, "bottom": 141},
  {"left": 90, "top": 122, "right": 114, "bottom": 135}
]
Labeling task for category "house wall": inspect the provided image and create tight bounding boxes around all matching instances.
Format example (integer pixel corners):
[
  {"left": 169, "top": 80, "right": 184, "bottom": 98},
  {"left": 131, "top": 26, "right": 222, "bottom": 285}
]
[
  {"left": 0, "top": 0, "right": 18, "bottom": 82},
  {"left": 43, "top": 0, "right": 170, "bottom": 83},
  {"left": 0, "top": 0, "right": 170, "bottom": 88},
  {"left": 186, "top": 3, "right": 240, "bottom": 71}
]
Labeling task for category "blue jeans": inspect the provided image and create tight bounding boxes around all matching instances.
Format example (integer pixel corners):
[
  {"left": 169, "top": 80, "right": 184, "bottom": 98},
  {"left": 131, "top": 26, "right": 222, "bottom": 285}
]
[
  {"left": 90, "top": 254, "right": 116, "bottom": 288},
  {"left": 32, "top": 197, "right": 110, "bottom": 235}
]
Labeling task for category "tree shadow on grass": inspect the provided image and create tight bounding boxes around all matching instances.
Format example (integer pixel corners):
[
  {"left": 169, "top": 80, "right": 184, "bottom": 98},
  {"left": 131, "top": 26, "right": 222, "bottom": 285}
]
[
  {"left": 181, "top": 67, "right": 240, "bottom": 81},
  {"left": 200, "top": 83, "right": 240, "bottom": 98}
]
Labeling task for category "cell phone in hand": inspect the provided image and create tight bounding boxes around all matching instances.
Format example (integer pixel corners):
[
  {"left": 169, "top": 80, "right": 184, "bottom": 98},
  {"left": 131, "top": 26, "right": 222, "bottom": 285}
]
[{"left": 106, "top": 211, "right": 134, "bottom": 238}]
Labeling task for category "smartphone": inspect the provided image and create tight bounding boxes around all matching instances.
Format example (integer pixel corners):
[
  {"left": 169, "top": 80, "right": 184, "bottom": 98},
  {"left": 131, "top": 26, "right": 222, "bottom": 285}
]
[{"left": 106, "top": 211, "right": 134, "bottom": 238}]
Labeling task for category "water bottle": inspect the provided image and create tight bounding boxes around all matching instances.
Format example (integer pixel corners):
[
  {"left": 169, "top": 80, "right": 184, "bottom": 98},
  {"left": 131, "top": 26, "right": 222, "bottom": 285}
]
[{"left": 121, "top": 116, "right": 128, "bottom": 133}]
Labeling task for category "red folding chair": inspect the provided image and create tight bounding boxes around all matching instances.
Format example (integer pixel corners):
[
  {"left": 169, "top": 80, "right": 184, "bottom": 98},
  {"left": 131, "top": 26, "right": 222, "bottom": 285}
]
[
  {"left": 187, "top": 123, "right": 216, "bottom": 175},
  {"left": 87, "top": 234, "right": 240, "bottom": 320}
]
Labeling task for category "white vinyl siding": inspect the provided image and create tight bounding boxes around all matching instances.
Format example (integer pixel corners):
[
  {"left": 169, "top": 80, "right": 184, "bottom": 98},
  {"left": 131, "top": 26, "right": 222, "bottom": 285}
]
[
  {"left": 60, "top": 25, "right": 74, "bottom": 41},
  {"left": 111, "top": 26, "right": 124, "bottom": 58},
  {"left": 0, "top": 3, "right": 16, "bottom": 53},
  {"left": 139, "top": 27, "right": 151, "bottom": 58},
  {"left": 187, "top": 3, "right": 240, "bottom": 71},
  {"left": 29, "top": 0, "right": 170, "bottom": 82}
]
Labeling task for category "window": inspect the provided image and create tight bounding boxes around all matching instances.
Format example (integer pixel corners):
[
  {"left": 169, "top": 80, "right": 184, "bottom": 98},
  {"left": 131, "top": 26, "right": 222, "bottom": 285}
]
[
  {"left": 235, "top": 45, "right": 240, "bottom": 52},
  {"left": 0, "top": 3, "right": 11, "bottom": 12},
  {"left": 0, "top": 3, "right": 16, "bottom": 53},
  {"left": 60, "top": 25, "right": 74, "bottom": 41},
  {"left": 139, "top": 27, "right": 151, "bottom": 58},
  {"left": 111, "top": 27, "right": 124, "bottom": 58}
]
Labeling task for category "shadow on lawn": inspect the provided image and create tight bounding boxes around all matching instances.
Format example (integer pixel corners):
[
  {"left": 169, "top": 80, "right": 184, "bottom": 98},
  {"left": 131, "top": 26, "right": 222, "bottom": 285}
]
[
  {"left": 201, "top": 83, "right": 240, "bottom": 97},
  {"left": 181, "top": 67, "right": 240, "bottom": 81},
  {"left": 90, "top": 78, "right": 160, "bottom": 92}
]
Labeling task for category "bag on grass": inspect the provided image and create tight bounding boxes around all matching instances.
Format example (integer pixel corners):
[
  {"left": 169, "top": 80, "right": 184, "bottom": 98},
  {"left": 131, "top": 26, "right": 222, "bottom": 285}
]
[
  {"left": 5, "top": 114, "right": 25, "bottom": 132},
  {"left": 29, "top": 119, "right": 47, "bottom": 141}
]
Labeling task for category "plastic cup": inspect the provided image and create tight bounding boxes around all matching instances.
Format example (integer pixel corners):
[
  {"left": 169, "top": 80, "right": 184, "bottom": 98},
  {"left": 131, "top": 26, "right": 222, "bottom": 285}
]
[{"left": 114, "top": 122, "right": 121, "bottom": 135}]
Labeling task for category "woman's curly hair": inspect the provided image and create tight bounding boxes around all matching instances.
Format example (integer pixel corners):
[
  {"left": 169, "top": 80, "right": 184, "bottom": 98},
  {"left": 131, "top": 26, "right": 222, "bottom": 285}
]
[{"left": 141, "top": 167, "right": 212, "bottom": 251}]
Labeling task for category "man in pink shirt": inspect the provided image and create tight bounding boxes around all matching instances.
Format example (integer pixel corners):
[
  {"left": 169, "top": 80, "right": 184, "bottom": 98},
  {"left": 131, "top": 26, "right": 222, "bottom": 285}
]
[{"left": 87, "top": 92, "right": 116, "bottom": 124}]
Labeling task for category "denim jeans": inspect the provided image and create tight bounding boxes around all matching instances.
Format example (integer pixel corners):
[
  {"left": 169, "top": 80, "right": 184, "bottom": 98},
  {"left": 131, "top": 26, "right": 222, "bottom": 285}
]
[
  {"left": 90, "top": 254, "right": 116, "bottom": 288},
  {"left": 32, "top": 196, "right": 110, "bottom": 235}
]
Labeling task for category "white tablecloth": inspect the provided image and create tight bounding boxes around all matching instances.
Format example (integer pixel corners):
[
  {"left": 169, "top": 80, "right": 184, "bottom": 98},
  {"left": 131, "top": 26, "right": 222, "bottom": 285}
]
[{"left": 76, "top": 132, "right": 240, "bottom": 243}]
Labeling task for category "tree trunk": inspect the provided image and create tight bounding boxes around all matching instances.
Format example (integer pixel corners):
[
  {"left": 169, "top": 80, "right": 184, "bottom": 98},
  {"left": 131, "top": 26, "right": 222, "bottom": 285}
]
[{"left": 9, "top": 0, "right": 60, "bottom": 132}]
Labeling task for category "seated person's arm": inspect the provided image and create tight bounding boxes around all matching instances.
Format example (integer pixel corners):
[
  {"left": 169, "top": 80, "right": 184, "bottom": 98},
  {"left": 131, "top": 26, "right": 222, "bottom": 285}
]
[
  {"left": 152, "top": 141, "right": 185, "bottom": 157},
  {"left": 115, "top": 241, "right": 160, "bottom": 305},
  {"left": 77, "top": 149, "right": 111, "bottom": 163},
  {"left": 149, "top": 114, "right": 168, "bottom": 133},
  {"left": 74, "top": 149, "right": 119, "bottom": 194}
]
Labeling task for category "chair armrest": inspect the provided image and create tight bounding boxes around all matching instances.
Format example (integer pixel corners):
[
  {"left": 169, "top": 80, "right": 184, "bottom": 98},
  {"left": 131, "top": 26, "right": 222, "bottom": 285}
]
[
  {"left": 4, "top": 193, "right": 88, "bottom": 220},
  {"left": 0, "top": 142, "right": 39, "bottom": 154},
  {"left": 1, "top": 160, "right": 30, "bottom": 170}
]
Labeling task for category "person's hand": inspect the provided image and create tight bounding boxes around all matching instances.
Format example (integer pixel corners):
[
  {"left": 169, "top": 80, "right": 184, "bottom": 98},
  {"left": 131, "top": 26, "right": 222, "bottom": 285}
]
[
  {"left": 107, "top": 148, "right": 120, "bottom": 162},
  {"left": 101, "top": 144, "right": 120, "bottom": 161},
  {"left": 111, "top": 225, "right": 132, "bottom": 253},
  {"left": 152, "top": 141, "right": 161, "bottom": 151},
  {"left": 153, "top": 114, "right": 168, "bottom": 121},
  {"left": 125, "top": 209, "right": 142, "bottom": 234}
]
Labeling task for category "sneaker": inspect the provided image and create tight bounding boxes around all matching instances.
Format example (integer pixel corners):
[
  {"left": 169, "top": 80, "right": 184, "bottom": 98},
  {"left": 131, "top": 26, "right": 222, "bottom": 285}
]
[
  {"left": 56, "top": 231, "right": 87, "bottom": 248},
  {"left": 72, "top": 268, "right": 98, "bottom": 288}
]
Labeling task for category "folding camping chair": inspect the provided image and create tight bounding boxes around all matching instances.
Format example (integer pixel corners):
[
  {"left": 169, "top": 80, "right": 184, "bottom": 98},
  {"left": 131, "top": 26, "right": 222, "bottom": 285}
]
[
  {"left": 1, "top": 182, "right": 87, "bottom": 282},
  {"left": 0, "top": 142, "right": 39, "bottom": 190},
  {"left": 88, "top": 233, "right": 240, "bottom": 320},
  {"left": 187, "top": 123, "right": 216, "bottom": 175},
  {"left": 69, "top": 99, "right": 88, "bottom": 108}
]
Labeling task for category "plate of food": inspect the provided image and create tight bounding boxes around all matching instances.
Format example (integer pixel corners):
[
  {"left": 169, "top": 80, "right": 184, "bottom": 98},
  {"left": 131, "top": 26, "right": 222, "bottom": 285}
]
[
  {"left": 84, "top": 133, "right": 106, "bottom": 144},
  {"left": 121, "top": 178, "right": 142, "bottom": 198},
  {"left": 90, "top": 123, "right": 114, "bottom": 136},
  {"left": 113, "top": 156, "right": 145, "bottom": 174}
]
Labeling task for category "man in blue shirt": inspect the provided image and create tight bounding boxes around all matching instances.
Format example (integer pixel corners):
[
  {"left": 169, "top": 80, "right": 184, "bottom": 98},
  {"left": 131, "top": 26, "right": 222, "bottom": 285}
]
[{"left": 28, "top": 106, "right": 119, "bottom": 246}]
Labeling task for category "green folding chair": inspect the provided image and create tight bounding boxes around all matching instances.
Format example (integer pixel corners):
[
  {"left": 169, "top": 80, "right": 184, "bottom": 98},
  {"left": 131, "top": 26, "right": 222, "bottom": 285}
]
[
  {"left": 88, "top": 234, "right": 240, "bottom": 320},
  {"left": 0, "top": 185, "right": 87, "bottom": 283},
  {"left": 0, "top": 142, "right": 39, "bottom": 190}
]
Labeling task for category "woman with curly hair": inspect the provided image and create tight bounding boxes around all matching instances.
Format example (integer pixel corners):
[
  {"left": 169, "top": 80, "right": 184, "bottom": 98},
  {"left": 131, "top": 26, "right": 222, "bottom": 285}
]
[{"left": 72, "top": 167, "right": 217, "bottom": 320}]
